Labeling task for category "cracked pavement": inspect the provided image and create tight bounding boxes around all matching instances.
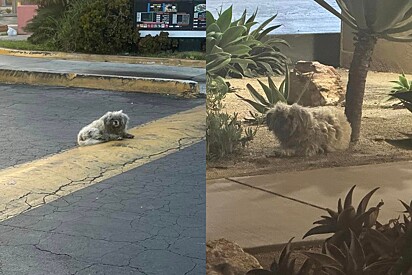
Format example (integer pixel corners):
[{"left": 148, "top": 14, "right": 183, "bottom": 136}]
[
  {"left": 0, "top": 84, "right": 203, "bottom": 169},
  {"left": 0, "top": 142, "right": 205, "bottom": 275},
  {"left": 0, "top": 84, "right": 205, "bottom": 274}
]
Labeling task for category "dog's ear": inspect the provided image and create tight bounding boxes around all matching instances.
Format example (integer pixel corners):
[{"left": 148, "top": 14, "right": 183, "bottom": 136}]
[
  {"left": 103, "top": 112, "right": 111, "bottom": 124},
  {"left": 266, "top": 109, "right": 276, "bottom": 130},
  {"left": 121, "top": 113, "right": 129, "bottom": 126}
]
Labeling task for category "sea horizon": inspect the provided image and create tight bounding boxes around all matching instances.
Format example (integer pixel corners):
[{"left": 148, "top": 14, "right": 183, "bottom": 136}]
[{"left": 207, "top": 0, "right": 341, "bottom": 34}]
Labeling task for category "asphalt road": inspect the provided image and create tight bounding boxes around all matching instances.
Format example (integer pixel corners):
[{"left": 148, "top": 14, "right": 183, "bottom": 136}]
[
  {"left": 0, "top": 141, "right": 205, "bottom": 275},
  {"left": 0, "top": 84, "right": 205, "bottom": 274},
  {"left": 0, "top": 84, "right": 203, "bottom": 169}
]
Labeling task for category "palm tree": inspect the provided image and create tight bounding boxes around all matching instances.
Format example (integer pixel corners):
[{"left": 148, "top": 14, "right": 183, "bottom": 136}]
[{"left": 313, "top": 0, "right": 412, "bottom": 142}]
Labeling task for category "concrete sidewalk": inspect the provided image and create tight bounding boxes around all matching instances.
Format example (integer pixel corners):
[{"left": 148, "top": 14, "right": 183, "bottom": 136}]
[
  {"left": 0, "top": 55, "right": 205, "bottom": 96},
  {"left": 207, "top": 161, "right": 412, "bottom": 248}
]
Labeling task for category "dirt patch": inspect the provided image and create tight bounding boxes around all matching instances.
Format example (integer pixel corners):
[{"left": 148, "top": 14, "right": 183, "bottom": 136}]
[{"left": 207, "top": 69, "right": 412, "bottom": 180}]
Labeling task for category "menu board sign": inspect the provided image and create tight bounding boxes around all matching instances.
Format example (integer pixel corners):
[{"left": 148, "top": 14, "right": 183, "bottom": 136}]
[{"left": 134, "top": 0, "right": 206, "bottom": 31}]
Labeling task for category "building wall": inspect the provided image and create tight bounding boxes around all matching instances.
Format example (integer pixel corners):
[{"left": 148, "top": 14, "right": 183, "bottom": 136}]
[
  {"left": 270, "top": 33, "right": 341, "bottom": 67},
  {"left": 340, "top": 22, "right": 412, "bottom": 73}
]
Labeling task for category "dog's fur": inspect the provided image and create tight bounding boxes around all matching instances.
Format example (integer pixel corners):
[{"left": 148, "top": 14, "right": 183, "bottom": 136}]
[
  {"left": 77, "top": 110, "right": 134, "bottom": 146},
  {"left": 266, "top": 102, "right": 351, "bottom": 157}
]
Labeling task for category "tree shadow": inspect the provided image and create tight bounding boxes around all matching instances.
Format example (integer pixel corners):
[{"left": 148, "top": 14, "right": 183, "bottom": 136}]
[{"left": 385, "top": 138, "right": 412, "bottom": 150}]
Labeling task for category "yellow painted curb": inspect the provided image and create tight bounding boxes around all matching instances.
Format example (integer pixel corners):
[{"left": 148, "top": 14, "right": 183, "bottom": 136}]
[
  {"left": 0, "top": 47, "right": 206, "bottom": 68},
  {"left": 0, "top": 69, "right": 199, "bottom": 97},
  {"left": 0, "top": 105, "right": 205, "bottom": 221}
]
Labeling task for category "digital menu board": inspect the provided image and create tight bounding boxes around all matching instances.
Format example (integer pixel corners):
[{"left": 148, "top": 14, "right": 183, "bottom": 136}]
[{"left": 134, "top": 0, "right": 206, "bottom": 31}]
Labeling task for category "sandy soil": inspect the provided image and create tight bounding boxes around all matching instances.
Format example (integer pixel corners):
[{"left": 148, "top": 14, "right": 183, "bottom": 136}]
[{"left": 207, "top": 69, "right": 412, "bottom": 180}]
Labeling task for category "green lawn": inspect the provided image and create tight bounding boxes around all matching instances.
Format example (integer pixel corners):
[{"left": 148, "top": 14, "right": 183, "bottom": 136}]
[
  {"left": 0, "top": 40, "right": 56, "bottom": 51},
  {"left": 0, "top": 40, "right": 205, "bottom": 60}
]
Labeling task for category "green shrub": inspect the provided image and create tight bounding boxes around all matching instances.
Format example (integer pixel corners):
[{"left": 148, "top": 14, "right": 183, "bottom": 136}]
[
  {"left": 206, "top": 111, "right": 256, "bottom": 160},
  {"left": 56, "top": 0, "right": 137, "bottom": 54},
  {"left": 136, "top": 32, "right": 178, "bottom": 54},
  {"left": 25, "top": 3, "right": 65, "bottom": 47}
]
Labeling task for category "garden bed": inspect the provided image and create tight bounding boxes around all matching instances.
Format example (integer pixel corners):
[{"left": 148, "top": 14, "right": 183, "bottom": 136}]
[
  {"left": 207, "top": 69, "right": 412, "bottom": 180},
  {"left": 247, "top": 242, "right": 322, "bottom": 270}
]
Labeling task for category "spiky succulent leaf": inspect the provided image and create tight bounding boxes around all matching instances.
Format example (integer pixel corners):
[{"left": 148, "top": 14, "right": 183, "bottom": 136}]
[
  {"left": 313, "top": 0, "right": 412, "bottom": 42},
  {"left": 302, "top": 251, "right": 343, "bottom": 269},
  {"left": 400, "top": 200, "right": 412, "bottom": 215},
  {"left": 215, "top": 5, "right": 232, "bottom": 32},
  {"left": 235, "top": 93, "right": 269, "bottom": 114},
  {"left": 247, "top": 238, "right": 298, "bottom": 275},
  {"left": 356, "top": 187, "right": 380, "bottom": 215},
  {"left": 344, "top": 185, "right": 356, "bottom": 209}
]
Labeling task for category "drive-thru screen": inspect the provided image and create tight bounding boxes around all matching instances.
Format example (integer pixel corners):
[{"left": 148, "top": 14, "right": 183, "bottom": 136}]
[{"left": 134, "top": 0, "right": 206, "bottom": 37}]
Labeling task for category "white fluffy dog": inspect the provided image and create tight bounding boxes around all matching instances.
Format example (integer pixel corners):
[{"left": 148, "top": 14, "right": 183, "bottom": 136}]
[
  {"left": 266, "top": 102, "right": 351, "bottom": 157},
  {"left": 77, "top": 110, "right": 134, "bottom": 146}
]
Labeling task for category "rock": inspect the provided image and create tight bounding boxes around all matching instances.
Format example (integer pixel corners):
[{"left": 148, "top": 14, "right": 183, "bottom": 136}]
[
  {"left": 206, "top": 238, "right": 262, "bottom": 275},
  {"left": 288, "top": 61, "right": 345, "bottom": 107}
]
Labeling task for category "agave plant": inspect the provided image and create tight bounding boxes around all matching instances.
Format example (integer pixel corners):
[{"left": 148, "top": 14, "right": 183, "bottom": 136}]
[
  {"left": 236, "top": 68, "right": 289, "bottom": 116},
  {"left": 390, "top": 73, "right": 412, "bottom": 94},
  {"left": 207, "top": 6, "right": 288, "bottom": 78},
  {"left": 302, "top": 198, "right": 412, "bottom": 275},
  {"left": 232, "top": 10, "right": 290, "bottom": 77},
  {"left": 235, "top": 66, "right": 310, "bottom": 123},
  {"left": 206, "top": 7, "right": 252, "bottom": 78},
  {"left": 313, "top": 0, "right": 412, "bottom": 142},
  {"left": 389, "top": 74, "right": 412, "bottom": 113},
  {"left": 303, "top": 186, "right": 384, "bottom": 248},
  {"left": 362, "top": 200, "right": 412, "bottom": 274},
  {"left": 247, "top": 239, "right": 313, "bottom": 275},
  {"left": 303, "top": 229, "right": 369, "bottom": 275}
]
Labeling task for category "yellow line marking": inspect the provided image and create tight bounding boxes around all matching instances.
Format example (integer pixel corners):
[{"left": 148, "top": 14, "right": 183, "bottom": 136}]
[{"left": 0, "top": 105, "right": 205, "bottom": 221}]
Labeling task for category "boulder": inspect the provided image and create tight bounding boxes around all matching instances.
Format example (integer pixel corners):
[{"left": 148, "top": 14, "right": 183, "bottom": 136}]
[
  {"left": 206, "top": 238, "right": 262, "bottom": 275},
  {"left": 288, "top": 61, "right": 345, "bottom": 106}
]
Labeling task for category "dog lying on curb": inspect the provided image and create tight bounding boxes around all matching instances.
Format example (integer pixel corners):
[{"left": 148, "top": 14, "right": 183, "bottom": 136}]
[
  {"left": 266, "top": 102, "right": 351, "bottom": 157},
  {"left": 77, "top": 110, "right": 134, "bottom": 146}
]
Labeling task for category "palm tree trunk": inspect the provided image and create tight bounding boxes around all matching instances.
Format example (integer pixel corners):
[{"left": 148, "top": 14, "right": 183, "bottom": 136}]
[{"left": 344, "top": 32, "right": 377, "bottom": 142}]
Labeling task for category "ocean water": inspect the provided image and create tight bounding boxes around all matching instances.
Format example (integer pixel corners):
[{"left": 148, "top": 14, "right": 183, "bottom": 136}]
[{"left": 207, "top": 0, "right": 341, "bottom": 34}]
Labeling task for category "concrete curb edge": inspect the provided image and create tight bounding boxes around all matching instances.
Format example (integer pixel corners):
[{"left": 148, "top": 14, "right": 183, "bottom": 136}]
[
  {"left": 0, "top": 47, "right": 206, "bottom": 68},
  {"left": 0, "top": 69, "right": 200, "bottom": 97},
  {"left": 244, "top": 239, "right": 325, "bottom": 254}
]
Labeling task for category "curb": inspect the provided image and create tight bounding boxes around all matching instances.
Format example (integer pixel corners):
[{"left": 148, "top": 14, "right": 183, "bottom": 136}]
[
  {"left": 0, "top": 47, "right": 206, "bottom": 68},
  {"left": 243, "top": 239, "right": 324, "bottom": 254},
  {"left": 0, "top": 69, "right": 199, "bottom": 97}
]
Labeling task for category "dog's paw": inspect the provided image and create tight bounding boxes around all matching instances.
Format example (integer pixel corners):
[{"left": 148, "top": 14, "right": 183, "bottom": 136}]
[
  {"left": 117, "top": 137, "right": 124, "bottom": 140},
  {"left": 267, "top": 149, "right": 294, "bottom": 158},
  {"left": 125, "top": 133, "right": 135, "bottom": 139}
]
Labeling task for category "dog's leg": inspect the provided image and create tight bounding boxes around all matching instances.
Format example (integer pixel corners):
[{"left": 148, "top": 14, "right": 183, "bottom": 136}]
[{"left": 270, "top": 148, "right": 297, "bottom": 157}]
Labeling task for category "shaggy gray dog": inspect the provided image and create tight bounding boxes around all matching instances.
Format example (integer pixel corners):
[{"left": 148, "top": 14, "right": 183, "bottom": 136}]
[
  {"left": 77, "top": 110, "right": 134, "bottom": 146},
  {"left": 266, "top": 102, "right": 351, "bottom": 157}
]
